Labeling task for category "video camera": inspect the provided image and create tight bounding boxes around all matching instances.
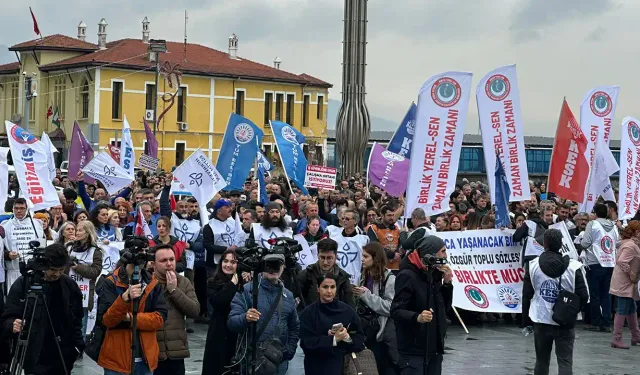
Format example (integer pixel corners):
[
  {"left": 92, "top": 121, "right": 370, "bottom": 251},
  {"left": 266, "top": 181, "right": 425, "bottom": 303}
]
[
  {"left": 421, "top": 253, "right": 448, "bottom": 268},
  {"left": 236, "top": 237, "right": 303, "bottom": 273},
  {"left": 120, "top": 236, "right": 154, "bottom": 267},
  {"left": 19, "top": 240, "right": 49, "bottom": 282}
]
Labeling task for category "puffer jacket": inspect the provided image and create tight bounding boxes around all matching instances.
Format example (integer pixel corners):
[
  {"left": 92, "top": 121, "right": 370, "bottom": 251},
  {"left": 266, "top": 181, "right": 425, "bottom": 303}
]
[
  {"left": 228, "top": 277, "right": 300, "bottom": 361},
  {"left": 155, "top": 273, "right": 200, "bottom": 360},
  {"left": 65, "top": 242, "right": 103, "bottom": 311}
]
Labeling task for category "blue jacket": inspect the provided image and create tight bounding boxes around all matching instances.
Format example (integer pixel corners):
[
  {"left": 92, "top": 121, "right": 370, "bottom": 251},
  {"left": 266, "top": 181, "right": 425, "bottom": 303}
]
[
  {"left": 78, "top": 181, "right": 131, "bottom": 211},
  {"left": 228, "top": 277, "right": 300, "bottom": 361},
  {"left": 296, "top": 217, "right": 328, "bottom": 234}
]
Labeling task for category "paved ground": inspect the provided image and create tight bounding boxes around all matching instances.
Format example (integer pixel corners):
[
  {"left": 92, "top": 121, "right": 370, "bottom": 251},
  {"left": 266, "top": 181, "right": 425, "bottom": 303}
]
[{"left": 73, "top": 322, "right": 639, "bottom": 375}]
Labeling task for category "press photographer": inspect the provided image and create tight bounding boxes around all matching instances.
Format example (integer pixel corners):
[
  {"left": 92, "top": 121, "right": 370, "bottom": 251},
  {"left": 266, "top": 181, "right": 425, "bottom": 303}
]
[
  {"left": 391, "top": 236, "right": 453, "bottom": 375},
  {"left": 0, "top": 243, "right": 84, "bottom": 375},
  {"left": 95, "top": 236, "right": 168, "bottom": 375},
  {"left": 228, "top": 250, "right": 300, "bottom": 375}
]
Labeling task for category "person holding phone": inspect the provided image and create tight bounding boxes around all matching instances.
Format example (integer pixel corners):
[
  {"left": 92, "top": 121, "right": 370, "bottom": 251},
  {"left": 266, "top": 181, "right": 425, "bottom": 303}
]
[{"left": 299, "top": 273, "right": 365, "bottom": 375}]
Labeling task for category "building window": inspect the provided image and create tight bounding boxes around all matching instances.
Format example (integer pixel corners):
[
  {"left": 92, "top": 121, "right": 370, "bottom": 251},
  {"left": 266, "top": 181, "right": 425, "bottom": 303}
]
[
  {"left": 145, "top": 84, "right": 155, "bottom": 111},
  {"left": 275, "top": 94, "right": 284, "bottom": 121},
  {"left": 317, "top": 95, "right": 324, "bottom": 120},
  {"left": 53, "top": 77, "right": 67, "bottom": 123},
  {"left": 235, "top": 90, "right": 245, "bottom": 116},
  {"left": 264, "top": 93, "right": 273, "bottom": 126},
  {"left": 327, "top": 143, "right": 336, "bottom": 168},
  {"left": 302, "top": 94, "right": 310, "bottom": 127},
  {"left": 175, "top": 142, "right": 186, "bottom": 166},
  {"left": 80, "top": 80, "right": 90, "bottom": 119},
  {"left": 10, "top": 82, "right": 19, "bottom": 117},
  {"left": 458, "top": 147, "right": 485, "bottom": 173},
  {"left": 525, "top": 149, "right": 552, "bottom": 174},
  {"left": 177, "top": 87, "right": 187, "bottom": 123},
  {"left": 286, "top": 94, "right": 294, "bottom": 125},
  {"left": 111, "top": 81, "right": 123, "bottom": 120}
]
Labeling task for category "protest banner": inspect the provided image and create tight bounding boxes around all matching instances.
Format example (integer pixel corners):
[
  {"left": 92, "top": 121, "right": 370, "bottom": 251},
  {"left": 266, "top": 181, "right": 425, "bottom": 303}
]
[
  {"left": 618, "top": 117, "right": 640, "bottom": 220},
  {"left": 82, "top": 151, "right": 134, "bottom": 195},
  {"left": 367, "top": 142, "right": 410, "bottom": 197},
  {"left": 477, "top": 65, "right": 530, "bottom": 202},
  {"left": 138, "top": 153, "right": 160, "bottom": 172},
  {"left": 549, "top": 222, "right": 580, "bottom": 260},
  {"left": 293, "top": 234, "right": 318, "bottom": 267},
  {"left": 86, "top": 241, "right": 124, "bottom": 334},
  {"left": 304, "top": 165, "right": 337, "bottom": 190},
  {"left": 441, "top": 229, "right": 524, "bottom": 313}
]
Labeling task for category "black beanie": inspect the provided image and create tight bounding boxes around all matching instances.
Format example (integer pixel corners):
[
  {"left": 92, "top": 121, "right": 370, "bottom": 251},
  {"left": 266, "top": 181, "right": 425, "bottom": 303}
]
[
  {"left": 415, "top": 236, "right": 446, "bottom": 257},
  {"left": 543, "top": 229, "right": 564, "bottom": 252},
  {"left": 265, "top": 202, "right": 282, "bottom": 212}
]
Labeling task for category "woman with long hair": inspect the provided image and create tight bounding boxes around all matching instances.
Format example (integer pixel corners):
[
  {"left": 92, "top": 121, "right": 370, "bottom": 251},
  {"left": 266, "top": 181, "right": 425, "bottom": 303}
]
[
  {"left": 107, "top": 209, "right": 123, "bottom": 241},
  {"left": 299, "top": 273, "right": 365, "bottom": 375},
  {"left": 301, "top": 215, "right": 327, "bottom": 245},
  {"left": 154, "top": 216, "right": 187, "bottom": 273},
  {"left": 464, "top": 211, "right": 482, "bottom": 230},
  {"left": 448, "top": 214, "right": 464, "bottom": 231},
  {"left": 116, "top": 201, "right": 132, "bottom": 228},
  {"left": 609, "top": 221, "right": 640, "bottom": 349},
  {"left": 74, "top": 209, "right": 89, "bottom": 224},
  {"left": 35, "top": 212, "right": 58, "bottom": 242},
  {"left": 91, "top": 203, "right": 117, "bottom": 244},
  {"left": 66, "top": 220, "right": 103, "bottom": 339},
  {"left": 56, "top": 221, "right": 77, "bottom": 246},
  {"left": 201, "top": 249, "right": 243, "bottom": 375},
  {"left": 354, "top": 242, "right": 400, "bottom": 374}
]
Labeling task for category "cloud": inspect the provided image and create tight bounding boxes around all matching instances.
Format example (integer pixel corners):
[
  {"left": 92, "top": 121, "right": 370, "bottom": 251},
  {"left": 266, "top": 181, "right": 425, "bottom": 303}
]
[
  {"left": 0, "top": 45, "right": 14, "bottom": 64},
  {"left": 585, "top": 26, "right": 607, "bottom": 41}
]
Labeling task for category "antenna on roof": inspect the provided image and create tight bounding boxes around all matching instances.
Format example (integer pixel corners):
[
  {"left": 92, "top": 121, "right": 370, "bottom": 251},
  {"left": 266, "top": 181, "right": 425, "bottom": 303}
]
[{"left": 183, "top": 10, "right": 188, "bottom": 62}]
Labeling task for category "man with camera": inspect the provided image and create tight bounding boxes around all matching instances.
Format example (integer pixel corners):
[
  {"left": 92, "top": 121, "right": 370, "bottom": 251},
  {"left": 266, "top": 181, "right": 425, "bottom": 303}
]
[
  {"left": 1, "top": 198, "right": 44, "bottom": 289},
  {"left": 96, "top": 238, "right": 168, "bottom": 375},
  {"left": 150, "top": 244, "right": 200, "bottom": 375},
  {"left": 391, "top": 236, "right": 453, "bottom": 375},
  {"left": 1, "top": 243, "right": 85, "bottom": 375},
  {"left": 228, "top": 253, "right": 300, "bottom": 375}
]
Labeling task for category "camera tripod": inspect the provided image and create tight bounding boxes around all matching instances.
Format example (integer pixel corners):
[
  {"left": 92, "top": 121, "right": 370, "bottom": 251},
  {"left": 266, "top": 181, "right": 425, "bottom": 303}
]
[{"left": 9, "top": 274, "right": 69, "bottom": 375}]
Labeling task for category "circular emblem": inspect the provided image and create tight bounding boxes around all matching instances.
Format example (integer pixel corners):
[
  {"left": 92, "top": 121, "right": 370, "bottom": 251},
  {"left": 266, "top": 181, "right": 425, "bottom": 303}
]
[
  {"left": 281, "top": 126, "right": 299, "bottom": 144},
  {"left": 234, "top": 123, "right": 255, "bottom": 144},
  {"left": 540, "top": 279, "right": 559, "bottom": 303},
  {"left": 600, "top": 236, "right": 614, "bottom": 254},
  {"left": 484, "top": 74, "right": 511, "bottom": 101},
  {"left": 10, "top": 125, "right": 37, "bottom": 145},
  {"left": 385, "top": 232, "right": 395, "bottom": 243},
  {"left": 464, "top": 285, "right": 489, "bottom": 309},
  {"left": 496, "top": 286, "right": 521, "bottom": 309},
  {"left": 381, "top": 150, "right": 405, "bottom": 162},
  {"left": 628, "top": 121, "right": 640, "bottom": 147},
  {"left": 430, "top": 77, "right": 462, "bottom": 108},
  {"left": 590, "top": 91, "right": 613, "bottom": 117},
  {"left": 406, "top": 120, "right": 416, "bottom": 136}
]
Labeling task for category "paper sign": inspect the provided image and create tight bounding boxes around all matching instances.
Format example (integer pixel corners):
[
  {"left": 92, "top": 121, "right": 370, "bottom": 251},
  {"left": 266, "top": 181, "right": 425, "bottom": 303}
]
[
  {"left": 138, "top": 154, "right": 160, "bottom": 172},
  {"left": 304, "top": 165, "right": 337, "bottom": 189}
]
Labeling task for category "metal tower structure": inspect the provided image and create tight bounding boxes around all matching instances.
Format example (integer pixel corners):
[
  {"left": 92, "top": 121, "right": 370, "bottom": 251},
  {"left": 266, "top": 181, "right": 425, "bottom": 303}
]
[{"left": 336, "top": 0, "right": 371, "bottom": 177}]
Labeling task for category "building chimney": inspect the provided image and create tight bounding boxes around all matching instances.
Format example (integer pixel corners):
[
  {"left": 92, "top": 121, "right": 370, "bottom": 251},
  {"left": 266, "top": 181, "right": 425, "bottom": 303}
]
[
  {"left": 228, "top": 33, "right": 238, "bottom": 59},
  {"left": 273, "top": 56, "right": 282, "bottom": 70},
  {"left": 97, "top": 18, "right": 108, "bottom": 50},
  {"left": 77, "top": 21, "right": 87, "bottom": 41},
  {"left": 142, "top": 16, "right": 150, "bottom": 43}
]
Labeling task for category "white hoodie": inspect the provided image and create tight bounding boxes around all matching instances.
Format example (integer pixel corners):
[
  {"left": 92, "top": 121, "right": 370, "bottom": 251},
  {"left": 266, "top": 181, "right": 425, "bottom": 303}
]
[{"left": 1, "top": 215, "right": 44, "bottom": 288}]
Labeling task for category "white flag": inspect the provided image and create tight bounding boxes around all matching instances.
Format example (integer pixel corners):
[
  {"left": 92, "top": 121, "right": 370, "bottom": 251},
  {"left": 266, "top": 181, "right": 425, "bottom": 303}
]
[
  {"left": 82, "top": 151, "right": 134, "bottom": 195},
  {"left": 0, "top": 147, "right": 9, "bottom": 212},
  {"left": 120, "top": 115, "right": 136, "bottom": 177},
  {"left": 41, "top": 132, "right": 58, "bottom": 181},
  {"left": 477, "top": 64, "right": 530, "bottom": 202},
  {"left": 579, "top": 86, "right": 619, "bottom": 212},
  {"left": 173, "top": 149, "right": 227, "bottom": 225},
  {"left": 405, "top": 71, "right": 472, "bottom": 216},
  {"left": 618, "top": 117, "right": 640, "bottom": 220},
  {"left": 293, "top": 234, "right": 318, "bottom": 267},
  {"left": 4, "top": 121, "right": 60, "bottom": 210}
]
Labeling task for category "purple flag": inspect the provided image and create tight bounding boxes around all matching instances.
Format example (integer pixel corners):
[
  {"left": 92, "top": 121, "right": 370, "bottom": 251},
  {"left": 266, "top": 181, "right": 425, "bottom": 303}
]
[
  {"left": 68, "top": 121, "right": 95, "bottom": 183},
  {"left": 143, "top": 118, "right": 158, "bottom": 158},
  {"left": 367, "top": 143, "right": 410, "bottom": 197}
]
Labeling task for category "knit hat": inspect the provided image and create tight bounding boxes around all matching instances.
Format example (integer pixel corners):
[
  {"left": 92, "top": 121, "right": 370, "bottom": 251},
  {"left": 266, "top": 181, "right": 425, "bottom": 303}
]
[
  {"left": 265, "top": 201, "right": 282, "bottom": 212},
  {"left": 543, "top": 229, "right": 564, "bottom": 252},
  {"left": 214, "top": 200, "right": 233, "bottom": 211},
  {"left": 414, "top": 236, "right": 446, "bottom": 257},
  {"left": 34, "top": 213, "right": 48, "bottom": 221}
]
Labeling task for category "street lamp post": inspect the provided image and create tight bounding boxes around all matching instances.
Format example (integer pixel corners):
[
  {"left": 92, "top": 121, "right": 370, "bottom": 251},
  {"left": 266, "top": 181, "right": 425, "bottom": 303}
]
[
  {"left": 23, "top": 71, "right": 37, "bottom": 133},
  {"left": 148, "top": 39, "right": 167, "bottom": 135}
]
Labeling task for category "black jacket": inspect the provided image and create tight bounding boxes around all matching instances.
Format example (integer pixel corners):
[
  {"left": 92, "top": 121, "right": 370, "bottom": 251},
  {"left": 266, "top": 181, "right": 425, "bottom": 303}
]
[
  {"left": 513, "top": 217, "right": 549, "bottom": 264},
  {"left": 298, "top": 263, "right": 355, "bottom": 312},
  {"left": 390, "top": 256, "right": 453, "bottom": 356},
  {"left": 201, "top": 277, "right": 243, "bottom": 375},
  {"left": 1, "top": 275, "right": 85, "bottom": 374},
  {"left": 523, "top": 251, "right": 589, "bottom": 313},
  {"left": 202, "top": 217, "right": 230, "bottom": 267}
]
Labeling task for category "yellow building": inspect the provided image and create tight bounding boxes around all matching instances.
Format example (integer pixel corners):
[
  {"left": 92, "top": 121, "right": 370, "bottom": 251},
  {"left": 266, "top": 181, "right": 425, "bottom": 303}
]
[{"left": 0, "top": 18, "right": 331, "bottom": 170}]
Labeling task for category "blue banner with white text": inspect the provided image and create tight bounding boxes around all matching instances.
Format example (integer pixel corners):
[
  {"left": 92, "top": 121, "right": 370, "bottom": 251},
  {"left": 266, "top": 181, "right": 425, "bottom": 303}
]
[
  {"left": 257, "top": 151, "right": 272, "bottom": 205},
  {"left": 270, "top": 120, "right": 309, "bottom": 195},
  {"left": 386, "top": 102, "right": 417, "bottom": 158},
  {"left": 216, "top": 113, "right": 264, "bottom": 190}
]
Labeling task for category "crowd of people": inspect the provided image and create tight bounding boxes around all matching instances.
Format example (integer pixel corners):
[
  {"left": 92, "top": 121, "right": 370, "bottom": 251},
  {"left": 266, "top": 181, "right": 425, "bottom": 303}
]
[{"left": 0, "top": 167, "right": 638, "bottom": 375}]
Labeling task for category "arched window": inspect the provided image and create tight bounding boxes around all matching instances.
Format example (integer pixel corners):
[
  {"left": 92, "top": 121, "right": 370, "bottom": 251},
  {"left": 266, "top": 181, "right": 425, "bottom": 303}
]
[{"left": 80, "top": 79, "right": 89, "bottom": 119}]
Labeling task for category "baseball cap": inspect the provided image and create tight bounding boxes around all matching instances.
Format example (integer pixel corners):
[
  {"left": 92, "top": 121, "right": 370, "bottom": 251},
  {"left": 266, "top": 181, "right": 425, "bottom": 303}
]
[{"left": 214, "top": 200, "right": 233, "bottom": 211}]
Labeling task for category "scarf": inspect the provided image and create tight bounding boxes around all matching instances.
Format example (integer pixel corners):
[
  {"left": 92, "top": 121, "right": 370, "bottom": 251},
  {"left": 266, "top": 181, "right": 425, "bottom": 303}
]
[
  {"left": 153, "top": 270, "right": 167, "bottom": 285},
  {"left": 408, "top": 250, "right": 426, "bottom": 271}
]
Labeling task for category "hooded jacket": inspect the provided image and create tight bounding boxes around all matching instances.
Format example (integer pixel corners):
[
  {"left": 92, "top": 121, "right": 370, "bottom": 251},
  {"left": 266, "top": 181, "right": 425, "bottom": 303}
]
[
  {"left": 523, "top": 251, "right": 589, "bottom": 313},
  {"left": 581, "top": 218, "right": 617, "bottom": 266}
]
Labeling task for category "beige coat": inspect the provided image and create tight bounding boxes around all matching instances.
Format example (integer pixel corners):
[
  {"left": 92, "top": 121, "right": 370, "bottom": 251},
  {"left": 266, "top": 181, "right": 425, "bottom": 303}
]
[{"left": 610, "top": 239, "right": 640, "bottom": 300}]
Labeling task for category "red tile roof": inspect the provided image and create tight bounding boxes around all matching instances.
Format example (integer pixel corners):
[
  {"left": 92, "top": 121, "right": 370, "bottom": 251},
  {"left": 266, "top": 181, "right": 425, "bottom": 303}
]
[
  {"left": 10, "top": 34, "right": 98, "bottom": 52},
  {"left": 38, "top": 38, "right": 332, "bottom": 88},
  {"left": 0, "top": 62, "right": 20, "bottom": 75},
  {"left": 298, "top": 73, "right": 331, "bottom": 87}
]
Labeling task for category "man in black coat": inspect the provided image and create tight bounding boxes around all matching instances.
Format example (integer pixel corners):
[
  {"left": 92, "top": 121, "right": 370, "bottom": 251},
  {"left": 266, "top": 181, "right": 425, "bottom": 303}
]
[
  {"left": 391, "top": 236, "right": 453, "bottom": 375},
  {"left": 0, "top": 243, "right": 85, "bottom": 375}
]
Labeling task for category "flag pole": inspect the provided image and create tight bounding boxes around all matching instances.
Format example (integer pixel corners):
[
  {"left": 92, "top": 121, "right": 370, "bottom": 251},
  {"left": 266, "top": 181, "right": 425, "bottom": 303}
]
[
  {"left": 546, "top": 97, "right": 566, "bottom": 196},
  {"left": 365, "top": 142, "right": 375, "bottom": 190},
  {"left": 271, "top": 120, "right": 296, "bottom": 196}
]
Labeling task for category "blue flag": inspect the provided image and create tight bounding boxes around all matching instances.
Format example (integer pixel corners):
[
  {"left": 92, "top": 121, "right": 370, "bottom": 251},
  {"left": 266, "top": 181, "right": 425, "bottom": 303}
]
[
  {"left": 257, "top": 151, "right": 272, "bottom": 205},
  {"left": 386, "top": 103, "right": 417, "bottom": 158},
  {"left": 494, "top": 153, "right": 511, "bottom": 228},
  {"left": 216, "top": 113, "right": 264, "bottom": 190},
  {"left": 270, "top": 120, "right": 309, "bottom": 195}
]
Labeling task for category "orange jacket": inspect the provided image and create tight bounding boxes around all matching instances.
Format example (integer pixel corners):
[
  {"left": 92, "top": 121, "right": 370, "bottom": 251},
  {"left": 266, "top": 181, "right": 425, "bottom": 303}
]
[{"left": 97, "top": 268, "right": 168, "bottom": 373}]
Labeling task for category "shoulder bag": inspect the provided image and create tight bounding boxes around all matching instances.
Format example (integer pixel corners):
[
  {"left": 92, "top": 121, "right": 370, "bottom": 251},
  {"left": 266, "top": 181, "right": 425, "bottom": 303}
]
[
  {"left": 343, "top": 350, "right": 379, "bottom": 375},
  {"left": 357, "top": 272, "right": 391, "bottom": 343},
  {"left": 250, "top": 287, "right": 285, "bottom": 375},
  {"left": 552, "top": 276, "right": 581, "bottom": 328}
]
